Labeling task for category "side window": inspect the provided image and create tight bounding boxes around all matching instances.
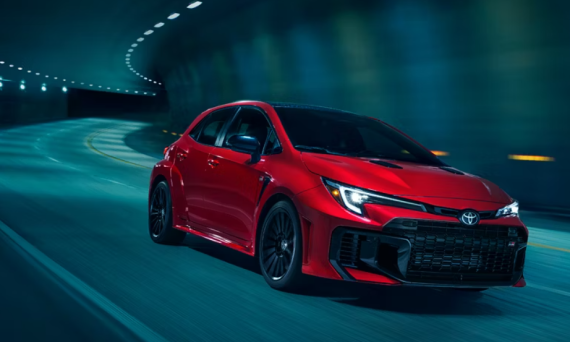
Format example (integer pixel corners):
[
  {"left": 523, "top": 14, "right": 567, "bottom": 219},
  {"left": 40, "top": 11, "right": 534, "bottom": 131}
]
[
  {"left": 223, "top": 108, "right": 271, "bottom": 149},
  {"left": 262, "top": 130, "right": 281, "bottom": 155},
  {"left": 190, "top": 108, "right": 236, "bottom": 146}
]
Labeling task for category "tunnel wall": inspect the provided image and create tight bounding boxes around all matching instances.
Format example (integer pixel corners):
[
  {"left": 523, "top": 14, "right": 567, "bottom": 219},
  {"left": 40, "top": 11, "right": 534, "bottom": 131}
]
[
  {"left": 158, "top": 0, "right": 570, "bottom": 210},
  {"left": 0, "top": 83, "right": 67, "bottom": 124},
  {"left": 67, "top": 89, "right": 169, "bottom": 118}
]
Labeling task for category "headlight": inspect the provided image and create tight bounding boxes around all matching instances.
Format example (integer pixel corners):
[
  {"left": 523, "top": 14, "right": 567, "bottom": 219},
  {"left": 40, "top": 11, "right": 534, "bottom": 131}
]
[
  {"left": 323, "top": 178, "right": 426, "bottom": 215},
  {"left": 496, "top": 201, "right": 519, "bottom": 217}
]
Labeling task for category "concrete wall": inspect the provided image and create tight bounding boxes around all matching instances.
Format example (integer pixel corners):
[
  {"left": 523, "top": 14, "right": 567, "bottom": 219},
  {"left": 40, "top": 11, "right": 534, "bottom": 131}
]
[{"left": 157, "top": 0, "right": 570, "bottom": 210}]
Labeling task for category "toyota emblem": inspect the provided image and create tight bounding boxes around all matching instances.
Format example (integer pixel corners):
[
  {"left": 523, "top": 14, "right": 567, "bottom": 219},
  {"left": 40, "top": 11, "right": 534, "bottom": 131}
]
[{"left": 459, "top": 210, "right": 480, "bottom": 226}]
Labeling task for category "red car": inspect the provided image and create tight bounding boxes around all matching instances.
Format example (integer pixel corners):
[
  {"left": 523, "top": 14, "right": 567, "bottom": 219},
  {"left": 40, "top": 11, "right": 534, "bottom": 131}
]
[{"left": 148, "top": 101, "right": 527, "bottom": 291}]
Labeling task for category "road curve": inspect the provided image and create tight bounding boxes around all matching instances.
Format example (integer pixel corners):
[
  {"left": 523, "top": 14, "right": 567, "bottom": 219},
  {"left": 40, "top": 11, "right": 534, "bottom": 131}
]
[{"left": 0, "top": 117, "right": 569, "bottom": 342}]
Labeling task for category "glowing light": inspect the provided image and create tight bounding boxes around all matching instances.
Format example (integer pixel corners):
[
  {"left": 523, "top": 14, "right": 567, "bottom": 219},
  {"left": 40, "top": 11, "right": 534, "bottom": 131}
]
[
  {"left": 171, "top": 132, "right": 177, "bottom": 136},
  {"left": 9, "top": 64, "right": 14, "bottom": 67},
  {"left": 20, "top": 84, "right": 25, "bottom": 90},
  {"left": 41, "top": 85, "right": 46, "bottom": 91},
  {"left": 17, "top": 67, "right": 22, "bottom": 70},
  {"left": 27, "top": 70, "right": 31, "bottom": 73},
  {"left": 154, "top": 22, "right": 164, "bottom": 28},
  {"left": 431, "top": 151, "right": 449, "bottom": 157},
  {"left": 62, "top": 86, "right": 67, "bottom": 93},
  {"left": 167, "top": 13, "right": 180, "bottom": 20},
  {"left": 126, "top": 54, "right": 131, "bottom": 57},
  {"left": 0, "top": 82, "right": 3, "bottom": 88},
  {"left": 128, "top": 49, "right": 133, "bottom": 52},
  {"left": 508, "top": 154, "right": 555, "bottom": 162},
  {"left": 0, "top": 61, "right": 4, "bottom": 64},
  {"left": 137, "top": 37, "right": 144, "bottom": 42},
  {"left": 144, "top": 30, "right": 154, "bottom": 35},
  {"left": 54, "top": 77, "right": 58, "bottom": 79},
  {"left": 36, "top": 72, "right": 40, "bottom": 75},
  {"left": 187, "top": 1, "right": 202, "bottom": 9},
  {"left": 131, "top": 43, "right": 138, "bottom": 47}
]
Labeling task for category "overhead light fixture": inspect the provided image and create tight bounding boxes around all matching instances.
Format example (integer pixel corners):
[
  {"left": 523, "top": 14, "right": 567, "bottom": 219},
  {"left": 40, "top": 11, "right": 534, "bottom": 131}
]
[
  {"left": 45, "top": 75, "right": 49, "bottom": 78},
  {"left": 167, "top": 13, "right": 180, "bottom": 20},
  {"left": 98, "top": 85, "right": 102, "bottom": 88},
  {"left": 143, "top": 92, "right": 147, "bottom": 94},
  {"left": 128, "top": 49, "right": 133, "bottom": 52},
  {"left": 36, "top": 72, "right": 40, "bottom": 75},
  {"left": 27, "top": 70, "right": 31, "bottom": 73},
  {"left": 117, "top": 88, "right": 120, "bottom": 90},
  {"left": 9, "top": 65, "right": 14, "bottom": 67},
  {"left": 17, "top": 67, "right": 22, "bottom": 70},
  {"left": 54, "top": 77, "right": 58, "bottom": 79},
  {"left": 62, "top": 86, "right": 68, "bottom": 93},
  {"left": 144, "top": 30, "right": 154, "bottom": 35},
  {"left": 81, "top": 82, "right": 84, "bottom": 85},
  {"left": 71, "top": 81, "right": 75, "bottom": 83},
  {"left": 20, "top": 84, "right": 26, "bottom": 90},
  {"left": 131, "top": 43, "right": 138, "bottom": 47},
  {"left": 41, "top": 84, "right": 47, "bottom": 92},
  {"left": 144, "top": 77, "right": 148, "bottom": 80},
  {"left": 125, "top": 90, "right": 129, "bottom": 92},
  {"left": 135, "top": 91, "right": 138, "bottom": 93},
  {"left": 0, "top": 81, "right": 3, "bottom": 88},
  {"left": 89, "top": 84, "right": 93, "bottom": 86},
  {"left": 137, "top": 37, "right": 144, "bottom": 42},
  {"left": 107, "top": 87, "right": 110, "bottom": 89},
  {"left": 187, "top": 1, "right": 203, "bottom": 9},
  {"left": 126, "top": 58, "right": 130, "bottom": 61},
  {"left": 63, "top": 79, "right": 66, "bottom": 82},
  {"left": 154, "top": 22, "right": 164, "bottom": 28},
  {"left": 158, "top": 83, "right": 162, "bottom": 85},
  {"left": 126, "top": 54, "right": 131, "bottom": 57},
  {"left": 0, "top": 61, "right": 4, "bottom": 64}
]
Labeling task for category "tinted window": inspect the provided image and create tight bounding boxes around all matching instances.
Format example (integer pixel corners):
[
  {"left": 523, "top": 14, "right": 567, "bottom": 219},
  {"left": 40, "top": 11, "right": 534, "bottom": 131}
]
[
  {"left": 273, "top": 107, "right": 444, "bottom": 166},
  {"left": 223, "top": 108, "right": 271, "bottom": 149},
  {"left": 262, "top": 130, "right": 281, "bottom": 155},
  {"left": 192, "top": 108, "right": 236, "bottom": 146}
]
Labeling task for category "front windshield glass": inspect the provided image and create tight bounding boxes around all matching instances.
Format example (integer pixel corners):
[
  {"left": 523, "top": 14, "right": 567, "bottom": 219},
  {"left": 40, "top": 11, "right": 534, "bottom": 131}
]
[{"left": 273, "top": 106, "right": 444, "bottom": 166}]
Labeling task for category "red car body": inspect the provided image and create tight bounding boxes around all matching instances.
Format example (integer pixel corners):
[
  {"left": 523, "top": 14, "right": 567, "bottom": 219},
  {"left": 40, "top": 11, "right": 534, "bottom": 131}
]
[{"left": 149, "top": 100, "right": 527, "bottom": 288}]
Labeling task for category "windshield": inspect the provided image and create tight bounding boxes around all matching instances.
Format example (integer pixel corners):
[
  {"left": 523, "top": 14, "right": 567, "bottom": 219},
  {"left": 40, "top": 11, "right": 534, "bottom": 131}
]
[{"left": 273, "top": 106, "right": 444, "bottom": 166}]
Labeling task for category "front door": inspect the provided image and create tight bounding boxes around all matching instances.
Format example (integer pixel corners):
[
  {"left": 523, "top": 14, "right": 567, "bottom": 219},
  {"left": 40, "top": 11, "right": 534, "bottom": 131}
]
[{"left": 200, "top": 107, "right": 273, "bottom": 243}]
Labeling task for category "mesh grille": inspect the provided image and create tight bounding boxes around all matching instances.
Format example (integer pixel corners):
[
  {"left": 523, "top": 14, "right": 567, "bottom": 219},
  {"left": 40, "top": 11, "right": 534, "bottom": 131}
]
[{"left": 383, "top": 220, "right": 525, "bottom": 280}]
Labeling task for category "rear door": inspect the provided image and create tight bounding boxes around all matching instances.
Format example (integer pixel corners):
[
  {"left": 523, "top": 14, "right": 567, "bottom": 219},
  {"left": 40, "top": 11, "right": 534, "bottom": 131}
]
[
  {"left": 174, "top": 107, "right": 237, "bottom": 226},
  {"left": 200, "top": 106, "right": 279, "bottom": 243}
]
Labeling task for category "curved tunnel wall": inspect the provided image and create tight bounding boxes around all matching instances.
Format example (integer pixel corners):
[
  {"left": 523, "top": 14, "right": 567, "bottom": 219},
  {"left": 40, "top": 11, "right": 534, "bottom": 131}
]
[{"left": 158, "top": 0, "right": 570, "bottom": 210}]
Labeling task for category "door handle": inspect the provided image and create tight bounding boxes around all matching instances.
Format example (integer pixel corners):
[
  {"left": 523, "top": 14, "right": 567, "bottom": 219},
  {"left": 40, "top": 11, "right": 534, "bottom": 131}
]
[
  {"left": 207, "top": 159, "right": 219, "bottom": 168},
  {"left": 177, "top": 152, "right": 187, "bottom": 161}
]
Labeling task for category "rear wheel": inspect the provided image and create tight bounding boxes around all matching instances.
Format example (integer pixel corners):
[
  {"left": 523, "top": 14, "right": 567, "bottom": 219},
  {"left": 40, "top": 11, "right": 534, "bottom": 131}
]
[
  {"left": 259, "top": 200, "right": 304, "bottom": 291},
  {"left": 149, "top": 181, "right": 186, "bottom": 245}
]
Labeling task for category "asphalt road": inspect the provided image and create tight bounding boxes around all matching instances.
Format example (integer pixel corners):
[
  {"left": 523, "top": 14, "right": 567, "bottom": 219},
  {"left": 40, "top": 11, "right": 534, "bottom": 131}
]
[{"left": 0, "top": 117, "right": 569, "bottom": 342}]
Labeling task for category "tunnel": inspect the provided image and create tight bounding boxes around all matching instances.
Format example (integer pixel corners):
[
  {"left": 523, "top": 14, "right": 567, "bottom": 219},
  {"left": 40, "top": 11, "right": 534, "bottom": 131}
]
[{"left": 0, "top": 0, "right": 569, "bottom": 341}]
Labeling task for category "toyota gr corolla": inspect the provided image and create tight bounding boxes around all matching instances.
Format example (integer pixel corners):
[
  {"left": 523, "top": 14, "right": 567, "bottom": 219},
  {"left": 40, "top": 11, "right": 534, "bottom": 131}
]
[{"left": 149, "top": 101, "right": 527, "bottom": 291}]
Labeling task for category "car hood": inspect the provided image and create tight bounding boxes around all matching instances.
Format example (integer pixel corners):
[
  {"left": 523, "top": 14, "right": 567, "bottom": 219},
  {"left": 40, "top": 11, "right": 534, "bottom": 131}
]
[{"left": 301, "top": 153, "right": 512, "bottom": 204}]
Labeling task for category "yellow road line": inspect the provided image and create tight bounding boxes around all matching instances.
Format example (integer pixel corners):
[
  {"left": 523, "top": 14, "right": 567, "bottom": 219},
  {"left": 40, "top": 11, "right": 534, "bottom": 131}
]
[
  {"left": 86, "top": 128, "right": 152, "bottom": 170},
  {"left": 528, "top": 242, "right": 570, "bottom": 253}
]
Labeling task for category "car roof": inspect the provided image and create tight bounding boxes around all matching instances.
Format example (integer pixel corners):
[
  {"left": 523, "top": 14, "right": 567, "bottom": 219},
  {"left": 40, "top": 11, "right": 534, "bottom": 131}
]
[{"left": 265, "top": 101, "right": 356, "bottom": 115}]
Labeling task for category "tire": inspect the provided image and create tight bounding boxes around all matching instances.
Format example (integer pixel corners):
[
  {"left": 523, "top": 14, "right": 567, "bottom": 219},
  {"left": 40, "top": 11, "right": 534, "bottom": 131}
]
[
  {"left": 149, "top": 181, "right": 186, "bottom": 245},
  {"left": 258, "top": 200, "right": 304, "bottom": 291}
]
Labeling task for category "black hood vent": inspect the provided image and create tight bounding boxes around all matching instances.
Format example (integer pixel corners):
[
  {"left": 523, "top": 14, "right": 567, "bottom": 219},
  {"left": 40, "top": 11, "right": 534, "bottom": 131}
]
[
  {"left": 439, "top": 167, "right": 464, "bottom": 175},
  {"left": 370, "top": 160, "right": 403, "bottom": 169}
]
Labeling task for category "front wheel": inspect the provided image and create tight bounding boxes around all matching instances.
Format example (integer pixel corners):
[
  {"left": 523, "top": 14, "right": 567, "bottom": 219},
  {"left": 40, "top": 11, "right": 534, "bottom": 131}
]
[
  {"left": 149, "top": 181, "right": 186, "bottom": 245},
  {"left": 258, "top": 200, "right": 304, "bottom": 291}
]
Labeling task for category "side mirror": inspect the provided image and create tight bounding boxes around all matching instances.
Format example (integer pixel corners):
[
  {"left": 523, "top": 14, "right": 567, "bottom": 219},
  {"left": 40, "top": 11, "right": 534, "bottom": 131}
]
[{"left": 227, "top": 135, "right": 261, "bottom": 163}]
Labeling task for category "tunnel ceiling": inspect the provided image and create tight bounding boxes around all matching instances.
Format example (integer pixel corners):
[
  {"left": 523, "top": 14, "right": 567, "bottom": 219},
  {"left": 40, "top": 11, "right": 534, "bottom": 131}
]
[{"left": 0, "top": 0, "right": 259, "bottom": 96}]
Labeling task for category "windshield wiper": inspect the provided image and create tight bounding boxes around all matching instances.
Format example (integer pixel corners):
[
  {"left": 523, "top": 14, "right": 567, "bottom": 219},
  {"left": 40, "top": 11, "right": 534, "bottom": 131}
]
[
  {"left": 349, "top": 150, "right": 389, "bottom": 158},
  {"left": 294, "top": 145, "right": 347, "bottom": 155}
]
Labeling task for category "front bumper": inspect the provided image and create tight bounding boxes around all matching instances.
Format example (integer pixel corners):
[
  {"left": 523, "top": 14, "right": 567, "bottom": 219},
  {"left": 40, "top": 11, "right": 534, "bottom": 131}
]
[
  {"left": 329, "top": 220, "right": 527, "bottom": 287},
  {"left": 294, "top": 185, "right": 528, "bottom": 287}
]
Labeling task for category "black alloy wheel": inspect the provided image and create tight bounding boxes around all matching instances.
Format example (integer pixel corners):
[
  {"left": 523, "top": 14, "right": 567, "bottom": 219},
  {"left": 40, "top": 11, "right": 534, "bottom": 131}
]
[
  {"left": 259, "top": 200, "right": 304, "bottom": 291},
  {"left": 149, "top": 181, "right": 186, "bottom": 245}
]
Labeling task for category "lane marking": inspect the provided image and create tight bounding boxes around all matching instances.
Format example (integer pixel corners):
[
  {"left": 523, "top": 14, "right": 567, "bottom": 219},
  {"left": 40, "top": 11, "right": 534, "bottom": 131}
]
[
  {"left": 528, "top": 242, "right": 570, "bottom": 253},
  {"left": 47, "top": 157, "right": 60, "bottom": 163},
  {"left": 86, "top": 128, "right": 151, "bottom": 170},
  {"left": 527, "top": 284, "right": 570, "bottom": 298},
  {"left": 0, "top": 220, "right": 167, "bottom": 342}
]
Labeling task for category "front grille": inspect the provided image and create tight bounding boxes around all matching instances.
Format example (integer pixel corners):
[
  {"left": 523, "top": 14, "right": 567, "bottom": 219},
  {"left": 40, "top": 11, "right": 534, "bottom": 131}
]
[{"left": 383, "top": 219, "right": 526, "bottom": 282}]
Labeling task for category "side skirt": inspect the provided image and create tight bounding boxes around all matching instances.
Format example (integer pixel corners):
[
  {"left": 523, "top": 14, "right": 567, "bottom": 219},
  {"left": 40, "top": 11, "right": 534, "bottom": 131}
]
[{"left": 174, "top": 224, "right": 255, "bottom": 256}]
